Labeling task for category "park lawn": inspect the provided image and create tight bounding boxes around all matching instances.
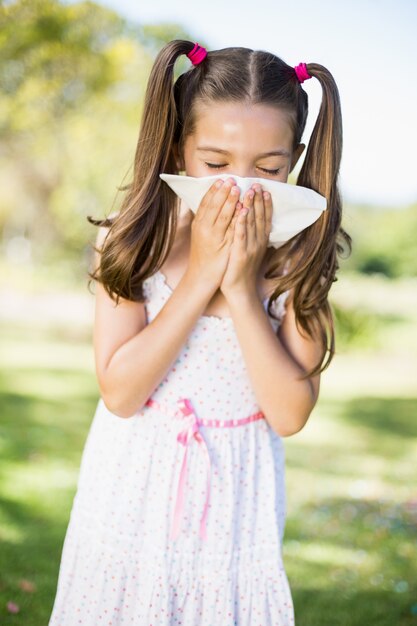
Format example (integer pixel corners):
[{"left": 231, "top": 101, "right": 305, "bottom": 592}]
[{"left": 0, "top": 273, "right": 416, "bottom": 625}]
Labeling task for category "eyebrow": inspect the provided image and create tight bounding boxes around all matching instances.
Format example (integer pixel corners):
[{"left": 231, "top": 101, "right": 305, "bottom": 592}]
[{"left": 196, "top": 146, "right": 291, "bottom": 158}]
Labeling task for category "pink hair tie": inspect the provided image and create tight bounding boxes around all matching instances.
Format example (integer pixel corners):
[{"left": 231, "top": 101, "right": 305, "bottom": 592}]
[
  {"left": 294, "top": 62, "right": 312, "bottom": 83},
  {"left": 187, "top": 42, "right": 207, "bottom": 66}
]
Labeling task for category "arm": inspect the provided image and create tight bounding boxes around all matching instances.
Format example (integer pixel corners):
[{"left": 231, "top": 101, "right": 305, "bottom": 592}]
[
  {"left": 94, "top": 178, "right": 243, "bottom": 417},
  {"left": 225, "top": 287, "right": 321, "bottom": 438},
  {"left": 92, "top": 225, "right": 217, "bottom": 419},
  {"left": 220, "top": 184, "right": 321, "bottom": 437}
]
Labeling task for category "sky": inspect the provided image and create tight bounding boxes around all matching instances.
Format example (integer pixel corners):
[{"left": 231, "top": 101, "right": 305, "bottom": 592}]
[{"left": 92, "top": 0, "right": 417, "bottom": 207}]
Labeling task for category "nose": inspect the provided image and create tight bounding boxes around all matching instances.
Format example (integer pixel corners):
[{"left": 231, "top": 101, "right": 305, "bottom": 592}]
[{"left": 223, "top": 172, "right": 261, "bottom": 200}]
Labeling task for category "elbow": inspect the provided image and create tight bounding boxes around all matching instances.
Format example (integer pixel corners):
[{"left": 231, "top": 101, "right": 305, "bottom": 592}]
[
  {"left": 269, "top": 408, "right": 311, "bottom": 438},
  {"left": 98, "top": 373, "right": 140, "bottom": 419},
  {"left": 101, "top": 395, "right": 131, "bottom": 419},
  {"left": 106, "top": 399, "right": 144, "bottom": 419},
  {"left": 101, "top": 388, "right": 143, "bottom": 420},
  {"left": 276, "top": 419, "right": 306, "bottom": 438},
  {"left": 97, "top": 369, "right": 154, "bottom": 419},
  {"left": 98, "top": 381, "right": 124, "bottom": 418},
  {"left": 273, "top": 387, "right": 317, "bottom": 437},
  {"left": 109, "top": 405, "right": 133, "bottom": 419}
]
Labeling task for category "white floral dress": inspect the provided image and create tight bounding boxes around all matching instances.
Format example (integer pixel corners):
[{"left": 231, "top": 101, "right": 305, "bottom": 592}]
[{"left": 48, "top": 269, "right": 295, "bottom": 625}]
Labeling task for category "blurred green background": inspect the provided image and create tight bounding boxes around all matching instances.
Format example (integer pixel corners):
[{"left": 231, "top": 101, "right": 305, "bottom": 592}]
[{"left": 0, "top": 1, "right": 416, "bottom": 624}]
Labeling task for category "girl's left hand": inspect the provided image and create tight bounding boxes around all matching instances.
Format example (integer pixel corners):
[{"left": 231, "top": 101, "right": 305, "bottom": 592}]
[{"left": 220, "top": 184, "right": 273, "bottom": 297}]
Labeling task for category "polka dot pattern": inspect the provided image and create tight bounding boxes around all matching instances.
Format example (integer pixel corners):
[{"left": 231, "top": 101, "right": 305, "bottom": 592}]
[{"left": 48, "top": 271, "right": 294, "bottom": 625}]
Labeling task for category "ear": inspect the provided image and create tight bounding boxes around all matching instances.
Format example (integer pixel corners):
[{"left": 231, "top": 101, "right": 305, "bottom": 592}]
[{"left": 289, "top": 143, "right": 305, "bottom": 173}]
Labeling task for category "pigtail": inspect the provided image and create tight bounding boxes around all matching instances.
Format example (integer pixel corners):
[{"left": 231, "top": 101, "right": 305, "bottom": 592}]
[
  {"left": 297, "top": 64, "right": 343, "bottom": 199},
  {"left": 280, "top": 63, "right": 352, "bottom": 378},
  {"left": 87, "top": 40, "right": 199, "bottom": 304}
]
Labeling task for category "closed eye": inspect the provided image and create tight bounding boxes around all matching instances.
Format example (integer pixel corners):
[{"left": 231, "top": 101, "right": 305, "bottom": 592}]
[{"left": 205, "top": 163, "right": 281, "bottom": 175}]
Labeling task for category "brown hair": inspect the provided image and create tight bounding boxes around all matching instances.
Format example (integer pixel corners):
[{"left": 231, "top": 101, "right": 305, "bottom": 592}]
[{"left": 87, "top": 40, "right": 352, "bottom": 380}]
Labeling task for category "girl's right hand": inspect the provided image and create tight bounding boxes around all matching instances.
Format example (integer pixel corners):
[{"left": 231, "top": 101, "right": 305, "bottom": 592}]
[{"left": 187, "top": 177, "right": 240, "bottom": 288}]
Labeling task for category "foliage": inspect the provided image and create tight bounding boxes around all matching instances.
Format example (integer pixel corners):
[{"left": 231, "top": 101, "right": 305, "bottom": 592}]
[
  {"left": 0, "top": 0, "right": 415, "bottom": 283},
  {"left": 341, "top": 202, "right": 417, "bottom": 278},
  {"left": 0, "top": 0, "right": 130, "bottom": 134},
  {"left": 0, "top": 0, "right": 194, "bottom": 272}
]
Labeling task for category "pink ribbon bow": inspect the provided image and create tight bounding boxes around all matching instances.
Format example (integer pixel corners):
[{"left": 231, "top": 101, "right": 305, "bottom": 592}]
[
  {"left": 145, "top": 395, "right": 265, "bottom": 541},
  {"left": 170, "top": 398, "right": 211, "bottom": 541}
]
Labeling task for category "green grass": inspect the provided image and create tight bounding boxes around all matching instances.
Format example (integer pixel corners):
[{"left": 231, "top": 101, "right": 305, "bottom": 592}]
[
  {"left": 283, "top": 395, "right": 417, "bottom": 625},
  {"left": 0, "top": 270, "right": 416, "bottom": 625}
]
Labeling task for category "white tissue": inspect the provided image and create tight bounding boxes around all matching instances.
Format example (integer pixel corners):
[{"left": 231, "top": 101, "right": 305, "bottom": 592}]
[{"left": 159, "top": 172, "right": 327, "bottom": 249}]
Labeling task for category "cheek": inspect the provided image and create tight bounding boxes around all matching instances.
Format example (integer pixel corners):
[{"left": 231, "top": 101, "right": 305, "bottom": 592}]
[
  {"left": 186, "top": 169, "right": 201, "bottom": 178},
  {"left": 181, "top": 149, "right": 200, "bottom": 176},
  {"left": 184, "top": 162, "right": 209, "bottom": 177},
  {"left": 278, "top": 165, "right": 291, "bottom": 183}
]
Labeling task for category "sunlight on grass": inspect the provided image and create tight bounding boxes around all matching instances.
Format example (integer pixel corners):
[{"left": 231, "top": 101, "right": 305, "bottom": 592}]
[
  {"left": 0, "top": 522, "right": 26, "bottom": 545},
  {"left": 2, "top": 327, "right": 94, "bottom": 373},
  {"left": 290, "top": 541, "right": 379, "bottom": 570},
  {"left": 320, "top": 352, "right": 417, "bottom": 398},
  {"left": 4, "top": 369, "right": 97, "bottom": 401},
  {"left": 1, "top": 461, "right": 80, "bottom": 505}
]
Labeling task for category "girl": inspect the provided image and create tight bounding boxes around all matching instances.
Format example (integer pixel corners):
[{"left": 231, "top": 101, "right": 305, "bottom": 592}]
[{"left": 49, "top": 40, "right": 351, "bottom": 625}]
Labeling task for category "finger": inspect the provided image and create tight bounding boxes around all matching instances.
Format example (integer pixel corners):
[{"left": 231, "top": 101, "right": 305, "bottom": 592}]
[
  {"left": 231, "top": 206, "right": 240, "bottom": 228},
  {"left": 252, "top": 185, "right": 266, "bottom": 244},
  {"left": 253, "top": 185, "right": 265, "bottom": 244},
  {"left": 195, "top": 179, "right": 223, "bottom": 221},
  {"left": 253, "top": 185, "right": 265, "bottom": 248},
  {"left": 213, "top": 183, "right": 240, "bottom": 231},
  {"left": 199, "top": 177, "right": 236, "bottom": 226},
  {"left": 262, "top": 190, "right": 273, "bottom": 240},
  {"left": 226, "top": 211, "right": 239, "bottom": 244},
  {"left": 234, "top": 207, "right": 248, "bottom": 250},
  {"left": 242, "top": 188, "right": 256, "bottom": 248}
]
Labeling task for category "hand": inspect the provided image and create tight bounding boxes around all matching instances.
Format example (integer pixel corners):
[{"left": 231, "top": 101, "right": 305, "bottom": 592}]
[
  {"left": 220, "top": 184, "right": 273, "bottom": 297},
  {"left": 187, "top": 177, "right": 240, "bottom": 289}
]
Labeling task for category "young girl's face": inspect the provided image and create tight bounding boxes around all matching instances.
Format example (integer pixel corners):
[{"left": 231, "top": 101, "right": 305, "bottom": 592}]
[{"left": 176, "top": 101, "right": 305, "bottom": 182}]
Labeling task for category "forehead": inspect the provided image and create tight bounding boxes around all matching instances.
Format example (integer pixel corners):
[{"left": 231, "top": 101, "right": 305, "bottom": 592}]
[{"left": 189, "top": 101, "right": 294, "bottom": 153}]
